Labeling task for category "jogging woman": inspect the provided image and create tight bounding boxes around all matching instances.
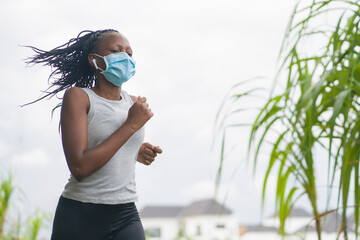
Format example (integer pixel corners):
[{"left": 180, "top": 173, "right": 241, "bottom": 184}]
[{"left": 25, "top": 29, "right": 162, "bottom": 239}]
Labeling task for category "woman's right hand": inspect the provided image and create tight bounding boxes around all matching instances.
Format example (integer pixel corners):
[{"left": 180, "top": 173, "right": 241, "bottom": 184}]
[{"left": 125, "top": 96, "right": 153, "bottom": 131}]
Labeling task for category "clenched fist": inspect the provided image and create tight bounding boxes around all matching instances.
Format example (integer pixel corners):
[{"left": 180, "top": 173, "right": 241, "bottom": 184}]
[
  {"left": 137, "top": 142, "right": 163, "bottom": 165},
  {"left": 126, "top": 96, "right": 153, "bottom": 131}
]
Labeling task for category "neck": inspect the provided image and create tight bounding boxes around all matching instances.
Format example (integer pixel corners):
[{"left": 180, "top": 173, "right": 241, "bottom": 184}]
[{"left": 93, "top": 78, "right": 122, "bottom": 101}]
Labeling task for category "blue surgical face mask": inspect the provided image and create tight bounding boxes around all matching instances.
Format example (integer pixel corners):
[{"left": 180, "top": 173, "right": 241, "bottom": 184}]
[{"left": 92, "top": 52, "right": 136, "bottom": 86}]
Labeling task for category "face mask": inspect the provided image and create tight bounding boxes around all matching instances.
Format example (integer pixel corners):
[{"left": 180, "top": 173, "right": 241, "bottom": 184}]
[{"left": 92, "top": 52, "right": 136, "bottom": 86}]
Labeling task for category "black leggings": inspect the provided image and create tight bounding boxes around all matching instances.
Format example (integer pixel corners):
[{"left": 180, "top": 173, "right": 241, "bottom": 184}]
[{"left": 51, "top": 196, "right": 145, "bottom": 240}]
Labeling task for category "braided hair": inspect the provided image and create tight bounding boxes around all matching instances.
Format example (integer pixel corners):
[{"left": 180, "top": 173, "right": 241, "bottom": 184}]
[{"left": 24, "top": 29, "right": 118, "bottom": 105}]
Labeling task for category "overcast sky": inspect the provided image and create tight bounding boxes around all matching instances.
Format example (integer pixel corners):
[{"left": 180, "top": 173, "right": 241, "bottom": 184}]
[{"left": 0, "top": 0, "right": 304, "bottom": 236}]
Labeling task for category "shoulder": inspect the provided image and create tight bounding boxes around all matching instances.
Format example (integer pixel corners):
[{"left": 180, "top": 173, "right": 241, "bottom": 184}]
[
  {"left": 63, "top": 86, "right": 87, "bottom": 98},
  {"left": 63, "top": 87, "right": 89, "bottom": 101},
  {"left": 62, "top": 87, "right": 90, "bottom": 111}
]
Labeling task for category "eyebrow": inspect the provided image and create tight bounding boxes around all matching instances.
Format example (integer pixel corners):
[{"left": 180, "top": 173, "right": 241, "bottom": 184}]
[{"left": 108, "top": 44, "right": 132, "bottom": 51}]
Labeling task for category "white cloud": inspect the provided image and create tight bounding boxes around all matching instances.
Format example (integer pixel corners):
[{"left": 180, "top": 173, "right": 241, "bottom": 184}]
[
  {"left": 180, "top": 180, "right": 216, "bottom": 199},
  {"left": 180, "top": 179, "right": 243, "bottom": 205},
  {"left": 11, "top": 148, "right": 49, "bottom": 168},
  {"left": 0, "top": 140, "right": 11, "bottom": 157}
]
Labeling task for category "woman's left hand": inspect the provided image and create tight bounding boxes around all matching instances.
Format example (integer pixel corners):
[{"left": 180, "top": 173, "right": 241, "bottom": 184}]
[{"left": 137, "top": 142, "right": 162, "bottom": 165}]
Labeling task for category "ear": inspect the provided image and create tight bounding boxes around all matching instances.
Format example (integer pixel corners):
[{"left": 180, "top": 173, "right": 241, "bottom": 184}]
[{"left": 88, "top": 54, "right": 96, "bottom": 67}]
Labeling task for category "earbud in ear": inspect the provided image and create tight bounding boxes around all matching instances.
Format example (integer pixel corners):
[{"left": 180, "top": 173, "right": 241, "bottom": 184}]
[{"left": 92, "top": 58, "right": 99, "bottom": 69}]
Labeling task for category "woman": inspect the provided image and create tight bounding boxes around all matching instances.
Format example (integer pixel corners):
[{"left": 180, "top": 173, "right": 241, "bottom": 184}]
[{"left": 26, "top": 29, "right": 162, "bottom": 239}]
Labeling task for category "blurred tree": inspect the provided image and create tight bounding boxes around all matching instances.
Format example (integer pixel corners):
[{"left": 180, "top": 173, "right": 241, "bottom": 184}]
[
  {"left": 0, "top": 173, "right": 47, "bottom": 240},
  {"left": 0, "top": 175, "right": 13, "bottom": 238},
  {"left": 216, "top": 0, "right": 360, "bottom": 239},
  {"left": 174, "top": 229, "right": 193, "bottom": 240}
]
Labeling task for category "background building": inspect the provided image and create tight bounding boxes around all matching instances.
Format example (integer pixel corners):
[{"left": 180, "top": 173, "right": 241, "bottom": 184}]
[
  {"left": 140, "top": 199, "right": 239, "bottom": 240},
  {"left": 142, "top": 201, "right": 359, "bottom": 240}
]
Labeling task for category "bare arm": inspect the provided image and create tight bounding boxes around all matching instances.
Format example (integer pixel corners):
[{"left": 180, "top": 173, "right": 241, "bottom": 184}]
[{"left": 61, "top": 87, "right": 152, "bottom": 181}]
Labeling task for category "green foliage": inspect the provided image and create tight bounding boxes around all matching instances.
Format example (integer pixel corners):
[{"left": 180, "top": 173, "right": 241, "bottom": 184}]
[
  {"left": 0, "top": 173, "right": 47, "bottom": 240},
  {"left": 0, "top": 175, "right": 13, "bottom": 238},
  {"left": 21, "top": 212, "right": 46, "bottom": 240},
  {"left": 216, "top": 0, "right": 360, "bottom": 239},
  {"left": 174, "top": 230, "right": 193, "bottom": 240}
]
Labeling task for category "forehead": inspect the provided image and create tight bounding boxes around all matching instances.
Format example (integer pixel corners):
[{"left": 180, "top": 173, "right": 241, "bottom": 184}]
[{"left": 97, "top": 32, "right": 131, "bottom": 50}]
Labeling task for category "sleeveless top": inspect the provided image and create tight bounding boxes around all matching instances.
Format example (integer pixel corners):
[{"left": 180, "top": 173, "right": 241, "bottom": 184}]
[{"left": 61, "top": 88, "right": 145, "bottom": 204}]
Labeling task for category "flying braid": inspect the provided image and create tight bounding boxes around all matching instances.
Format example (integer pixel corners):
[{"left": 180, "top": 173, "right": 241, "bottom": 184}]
[{"left": 23, "top": 29, "right": 118, "bottom": 106}]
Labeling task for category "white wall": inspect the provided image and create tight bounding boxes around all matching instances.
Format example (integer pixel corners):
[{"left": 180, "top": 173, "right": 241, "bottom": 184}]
[
  {"left": 182, "top": 214, "right": 239, "bottom": 240},
  {"left": 142, "top": 217, "right": 179, "bottom": 240},
  {"left": 240, "top": 231, "right": 351, "bottom": 240},
  {"left": 263, "top": 216, "right": 313, "bottom": 234},
  {"left": 240, "top": 232, "right": 281, "bottom": 240}
]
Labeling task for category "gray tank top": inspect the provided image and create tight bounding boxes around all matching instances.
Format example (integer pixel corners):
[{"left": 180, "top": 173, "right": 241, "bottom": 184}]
[{"left": 61, "top": 88, "right": 145, "bottom": 204}]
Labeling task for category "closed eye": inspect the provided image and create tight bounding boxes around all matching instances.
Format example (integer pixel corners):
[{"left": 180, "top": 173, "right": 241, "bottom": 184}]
[{"left": 110, "top": 50, "right": 132, "bottom": 57}]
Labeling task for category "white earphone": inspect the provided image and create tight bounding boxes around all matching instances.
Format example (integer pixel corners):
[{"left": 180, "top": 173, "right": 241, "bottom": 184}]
[{"left": 92, "top": 58, "right": 99, "bottom": 70}]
